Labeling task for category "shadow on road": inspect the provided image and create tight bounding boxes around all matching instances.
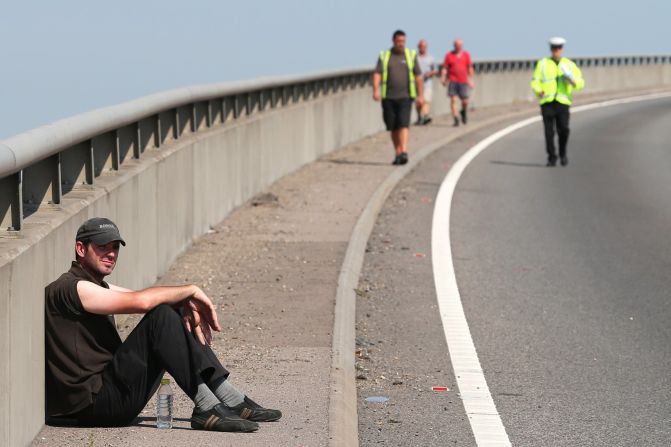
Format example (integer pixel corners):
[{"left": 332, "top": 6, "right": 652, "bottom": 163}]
[
  {"left": 490, "top": 160, "right": 547, "bottom": 168},
  {"left": 321, "top": 159, "right": 389, "bottom": 166}
]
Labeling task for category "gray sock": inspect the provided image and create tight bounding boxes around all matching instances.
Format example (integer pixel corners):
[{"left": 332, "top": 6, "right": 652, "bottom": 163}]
[
  {"left": 194, "top": 381, "right": 221, "bottom": 411},
  {"left": 211, "top": 379, "right": 245, "bottom": 407}
]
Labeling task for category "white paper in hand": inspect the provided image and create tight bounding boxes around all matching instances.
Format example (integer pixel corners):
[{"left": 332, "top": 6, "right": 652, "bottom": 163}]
[{"left": 560, "top": 63, "right": 574, "bottom": 81}]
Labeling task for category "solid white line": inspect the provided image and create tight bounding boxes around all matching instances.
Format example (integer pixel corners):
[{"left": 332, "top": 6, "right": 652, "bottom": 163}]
[{"left": 431, "top": 91, "right": 671, "bottom": 446}]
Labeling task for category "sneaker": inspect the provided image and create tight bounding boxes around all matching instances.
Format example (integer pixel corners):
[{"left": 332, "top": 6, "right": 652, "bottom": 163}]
[
  {"left": 460, "top": 109, "right": 468, "bottom": 124},
  {"left": 423, "top": 116, "right": 432, "bottom": 125},
  {"left": 392, "top": 154, "right": 401, "bottom": 165},
  {"left": 453, "top": 117, "right": 460, "bottom": 127},
  {"left": 191, "top": 403, "right": 259, "bottom": 432},
  {"left": 560, "top": 156, "right": 568, "bottom": 166},
  {"left": 228, "top": 396, "right": 282, "bottom": 422},
  {"left": 547, "top": 157, "right": 557, "bottom": 167},
  {"left": 399, "top": 152, "right": 408, "bottom": 165},
  {"left": 415, "top": 116, "right": 423, "bottom": 126}
]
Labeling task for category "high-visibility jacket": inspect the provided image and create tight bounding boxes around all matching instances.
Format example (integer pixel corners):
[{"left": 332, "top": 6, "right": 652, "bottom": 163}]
[
  {"left": 531, "top": 57, "right": 584, "bottom": 106},
  {"left": 379, "top": 48, "right": 417, "bottom": 99}
]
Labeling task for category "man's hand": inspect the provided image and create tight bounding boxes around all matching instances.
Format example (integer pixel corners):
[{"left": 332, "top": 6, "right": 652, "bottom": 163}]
[
  {"left": 415, "top": 96, "right": 425, "bottom": 109},
  {"left": 182, "top": 287, "right": 221, "bottom": 345},
  {"left": 373, "top": 90, "right": 381, "bottom": 102},
  {"left": 468, "top": 79, "right": 475, "bottom": 89}
]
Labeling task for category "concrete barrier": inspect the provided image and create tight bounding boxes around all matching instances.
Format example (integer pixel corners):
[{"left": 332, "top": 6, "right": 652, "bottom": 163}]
[{"left": 0, "top": 56, "right": 670, "bottom": 445}]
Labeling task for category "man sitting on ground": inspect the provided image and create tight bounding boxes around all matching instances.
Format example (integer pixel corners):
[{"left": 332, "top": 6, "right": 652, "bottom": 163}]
[{"left": 45, "top": 217, "right": 281, "bottom": 432}]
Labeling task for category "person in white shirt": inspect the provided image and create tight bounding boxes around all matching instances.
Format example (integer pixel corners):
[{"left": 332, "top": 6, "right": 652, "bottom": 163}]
[{"left": 416, "top": 39, "right": 437, "bottom": 125}]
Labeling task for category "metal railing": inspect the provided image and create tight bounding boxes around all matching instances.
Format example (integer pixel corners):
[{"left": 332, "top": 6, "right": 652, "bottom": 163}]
[
  {"left": 1, "top": 55, "right": 669, "bottom": 233},
  {"left": 470, "top": 54, "right": 671, "bottom": 73},
  {"left": 0, "top": 68, "right": 371, "bottom": 231}
]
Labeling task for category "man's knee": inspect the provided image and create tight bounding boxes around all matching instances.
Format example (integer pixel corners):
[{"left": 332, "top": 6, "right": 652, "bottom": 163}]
[{"left": 146, "top": 303, "right": 180, "bottom": 324}]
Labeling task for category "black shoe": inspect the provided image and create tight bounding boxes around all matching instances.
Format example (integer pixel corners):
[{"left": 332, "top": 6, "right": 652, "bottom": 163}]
[
  {"left": 191, "top": 403, "right": 259, "bottom": 432},
  {"left": 453, "top": 117, "right": 460, "bottom": 127},
  {"left": 398, "top": 152, "right": 408, "bottom": 165},
  {"left": 460, "top": 109, "right": 467, "bottom": 124},
  {"left": 415, "top": 116, "right": 423, "bottom": 126},
  {"left": 423, "top": 116, "right": 432, "bottom": 125},
  {"left": 227, "top": 396, "right": 282, "bottom": 422},
  {"left": 560, "top": 156, "right": 568, "bottom": 166},
  {"left": 392, "top": 154, "right": 401, "bottom": 165},
  {"left": 547, "top": 158, "right": 557, "bottom": 167}
]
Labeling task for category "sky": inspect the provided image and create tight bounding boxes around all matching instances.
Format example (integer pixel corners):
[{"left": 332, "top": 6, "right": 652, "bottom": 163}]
[{"left": 0, "top": 0, "right": 669, "bottom": 138}]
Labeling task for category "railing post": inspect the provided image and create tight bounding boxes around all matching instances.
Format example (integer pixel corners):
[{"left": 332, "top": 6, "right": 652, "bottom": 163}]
[
  {"left": 86, "top": 141, "right": 95, "bottom": 184},
  {"left": 12, "top": 171, "right": 22, "bottom": 231},
  {"left": 207, "top": 101, "right": 213, "bottom": 127},
  {"left": 51, "top": 153, "right": 62, "bottom": 205},
  {"left": 234, "top": 95, "right": 241, "bottom": 119},
  {"left": 112, "top": 131, "right": 121, "bottom": 170},
  {"left": 271, "top": 88, "right": 278, "bottom": 108},
  {"left": 156, "top": 115, "right": 162, "bottom": 148},
  {"left": 134, "top": 123, "right": 141, "bottom": 159},
  {"left": 2, "top": 170, "right": 24, "bottom": 231}
]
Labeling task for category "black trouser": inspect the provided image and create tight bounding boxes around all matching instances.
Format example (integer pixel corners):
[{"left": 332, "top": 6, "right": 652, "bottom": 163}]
[
  {"left": 541, "top": 101, "right": 571, "bottom": 160},
  {"left": 75, "top": 304, "right": 229, "bottom": 426}
]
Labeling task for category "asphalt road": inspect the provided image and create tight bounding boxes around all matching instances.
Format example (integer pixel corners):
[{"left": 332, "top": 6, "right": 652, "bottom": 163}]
[{"left": 358, "top": 97, "right": 671, "bottom": 446}]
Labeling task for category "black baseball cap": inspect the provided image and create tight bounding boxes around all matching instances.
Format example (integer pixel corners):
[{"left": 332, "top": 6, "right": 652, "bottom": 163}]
[{"left": 76, "top": 217, "right": 126, "bottom": 246}]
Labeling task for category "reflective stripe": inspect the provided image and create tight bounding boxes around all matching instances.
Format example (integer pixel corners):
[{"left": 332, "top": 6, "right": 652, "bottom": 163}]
[
  {"left": 406, "top": 48, "right": 417, "bottom": 99},
  {"left": 380, "top": 50, "right": 391, "bottom": 98}
]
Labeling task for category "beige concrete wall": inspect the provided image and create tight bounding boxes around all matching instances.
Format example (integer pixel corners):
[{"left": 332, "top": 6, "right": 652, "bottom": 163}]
[{"left": 1, "top": 63, "right": 670, "bottom": 446}]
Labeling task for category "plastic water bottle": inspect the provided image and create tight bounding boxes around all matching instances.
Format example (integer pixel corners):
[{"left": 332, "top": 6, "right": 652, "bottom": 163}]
[{"left": 156, "top": 378, "right": 174, "bottom": 429}]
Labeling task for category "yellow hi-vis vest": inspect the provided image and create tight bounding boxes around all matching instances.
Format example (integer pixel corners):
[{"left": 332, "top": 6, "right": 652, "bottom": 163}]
[
  {"left": 530, "top": 57, "right": 584, "bottom": 106},
  {"left": 380, "top": 48, "right": 417, "bottom": 99}
]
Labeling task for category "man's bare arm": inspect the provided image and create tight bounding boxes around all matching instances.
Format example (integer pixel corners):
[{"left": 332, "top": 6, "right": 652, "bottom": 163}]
[
  {"left": 415, "top": 76, "right": 425, "bottom": 107},
  {"left": 108, "top": 283, "right": 133, "bottom": 293},
  {"left": 78, "top": 281, "right": 211, "bottom": 318},
  {"left": 372, "top": 72, "right": 382, "bottom": 101}
]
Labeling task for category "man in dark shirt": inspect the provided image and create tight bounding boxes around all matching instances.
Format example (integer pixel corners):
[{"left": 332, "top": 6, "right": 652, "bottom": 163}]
[
  {"left": 373, "top": 29, "right": 424, "bottom": 165},
  {"left": 45, "top": 217, "right": 281, "bottom": 432}
]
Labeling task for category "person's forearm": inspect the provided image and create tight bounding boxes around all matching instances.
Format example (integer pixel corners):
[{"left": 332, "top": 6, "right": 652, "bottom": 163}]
[
  {"left": 372, "top": 73, "right": 381, "bottom": 94},
  {"left": 416, "top": 77, "right": 424, "bottom": 99},
  {"left": 137, "top": 284, "right": 198, "bottom": 312}
]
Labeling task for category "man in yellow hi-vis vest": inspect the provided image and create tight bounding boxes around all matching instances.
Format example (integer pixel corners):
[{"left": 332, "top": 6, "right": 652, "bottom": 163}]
[
  {"left": 373, "top": 30, "right": 424, "bottom": 165},
  {"left": 531, "top": 37, "right": 585, "bottom": 166}
]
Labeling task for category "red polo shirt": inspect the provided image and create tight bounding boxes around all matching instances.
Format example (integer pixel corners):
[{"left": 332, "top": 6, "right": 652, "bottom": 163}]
[{"left": 444, "top": 50, "right": 472, "bottom": 83}]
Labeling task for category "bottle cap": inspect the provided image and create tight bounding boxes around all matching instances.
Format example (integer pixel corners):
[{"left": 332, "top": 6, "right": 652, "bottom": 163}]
[{"left": 160, "top": 378, "right": 170, "bottom": 385}]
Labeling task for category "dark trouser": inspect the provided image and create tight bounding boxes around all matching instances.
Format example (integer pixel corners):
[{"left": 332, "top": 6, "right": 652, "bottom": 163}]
[
  {"left": 75, "top": 304, "right": 229, "bottom": 427},
  {"left": 382, "top": 98, "right": 413, "bottom": 130},
  {"left": 541, "top": 101, "right": 571, "bottom": 160}
]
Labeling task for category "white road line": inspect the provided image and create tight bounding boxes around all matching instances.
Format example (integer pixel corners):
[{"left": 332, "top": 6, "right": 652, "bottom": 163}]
[{"left": 430, "top": 91, "right": 671, "bottom": 447}]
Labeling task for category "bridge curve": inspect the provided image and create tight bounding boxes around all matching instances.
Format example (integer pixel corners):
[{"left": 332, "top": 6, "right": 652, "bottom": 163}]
[{"left": 1, "top": 55, "right": 670, "bottom": 446}]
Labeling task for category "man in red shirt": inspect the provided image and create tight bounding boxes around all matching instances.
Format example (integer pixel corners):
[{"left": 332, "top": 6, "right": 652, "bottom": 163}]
[{"left": 441, "top": 38, "right": 475, "bottom": 127}]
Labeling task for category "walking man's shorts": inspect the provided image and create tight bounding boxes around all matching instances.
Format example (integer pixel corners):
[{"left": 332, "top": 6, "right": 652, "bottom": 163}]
[
  {"left": 448, "top": 82, "right": 470, "bottom": 99},
  {"left": 382, "top": 98, "right": 413, "bottom": 130}
]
